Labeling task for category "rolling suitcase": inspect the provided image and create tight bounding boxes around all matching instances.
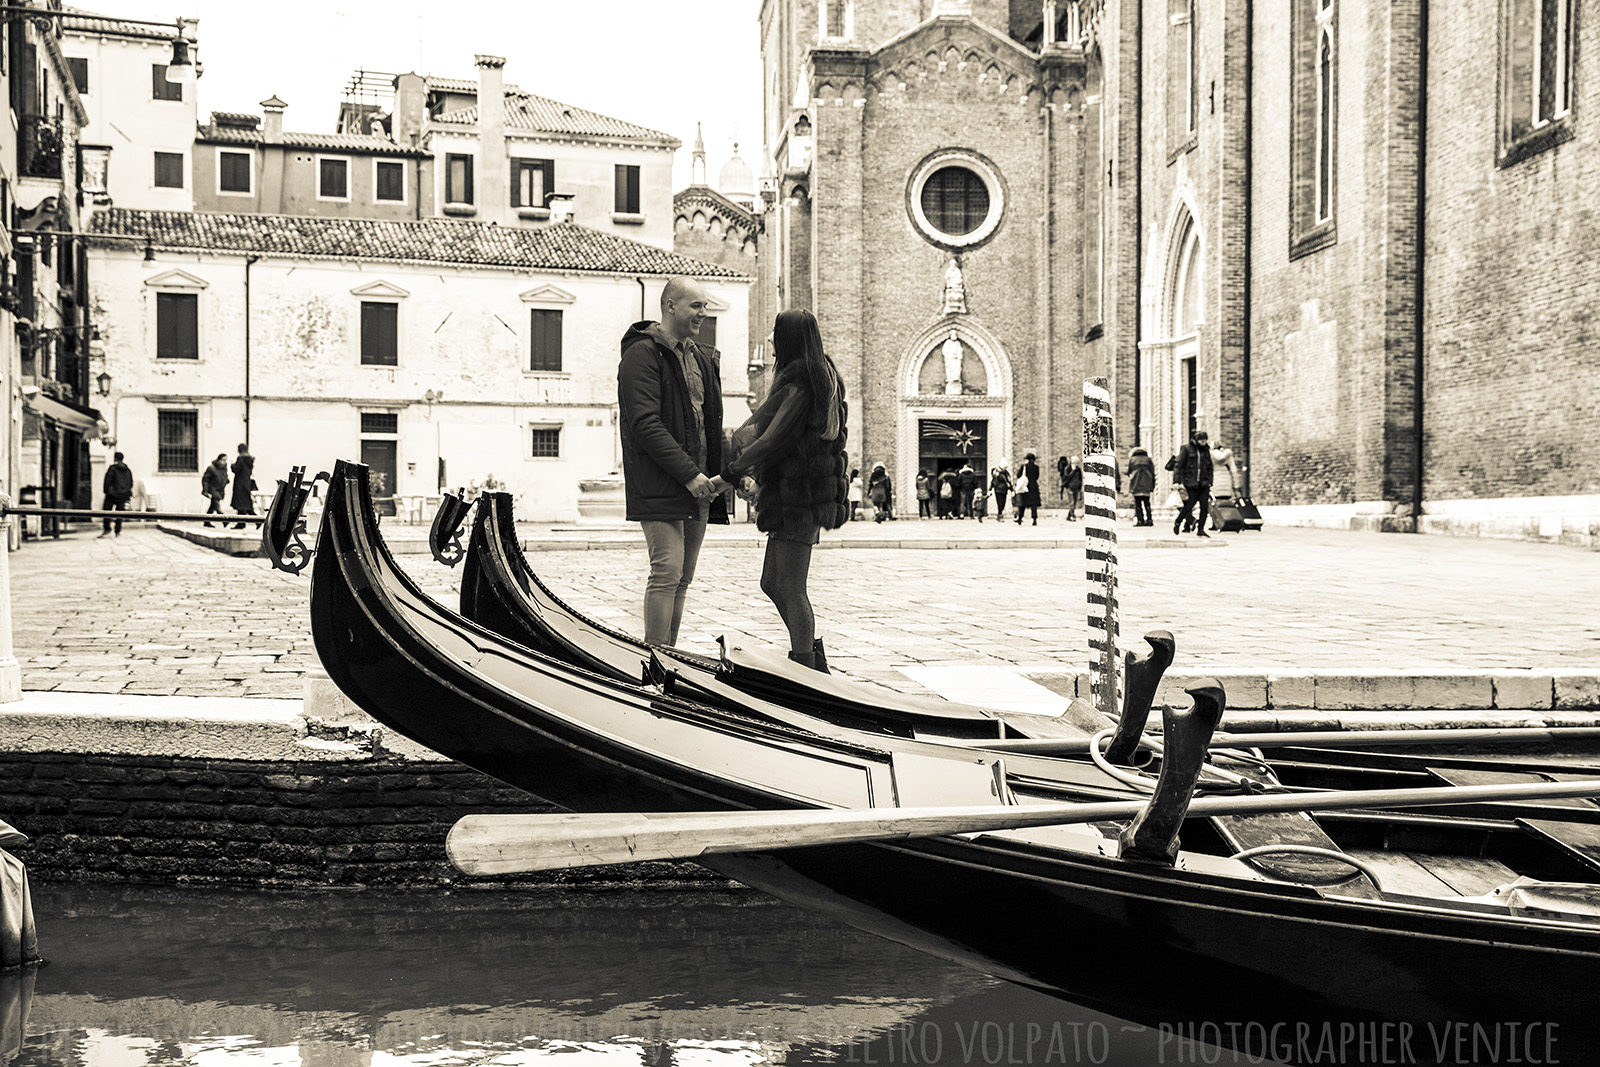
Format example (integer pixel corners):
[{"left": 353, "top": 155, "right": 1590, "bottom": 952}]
[{"left": 1211, "top": 496, "right": 1263, "bottom": 532}]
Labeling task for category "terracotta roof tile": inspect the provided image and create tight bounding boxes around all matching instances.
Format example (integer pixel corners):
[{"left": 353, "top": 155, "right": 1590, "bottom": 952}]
[
  {"left": 62, "top": 8, "right": 177, "bottom": 41},
  {"left": 87, "top": 208, "right": 749, "bottom": 278},
  {"left": 196, "top": 125, "right": 430, "bottom": 158},
  {"left": 434, "top": 92, "right": 678, "bottom": 146}
]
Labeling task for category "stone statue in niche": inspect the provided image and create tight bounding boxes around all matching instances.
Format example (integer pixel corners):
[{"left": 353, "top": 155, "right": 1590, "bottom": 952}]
[
  {"left": 942, "top": 256, "right": 967, "bottom": 316},
  {"left": 942, "top": 331, "right": 965, "bottom": 395}
]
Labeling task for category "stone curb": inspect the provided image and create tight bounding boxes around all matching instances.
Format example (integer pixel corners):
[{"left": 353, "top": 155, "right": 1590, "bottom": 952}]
[
  {"left": 159, "top": 521, "right": 1218, "bottom": 556},
  {"left": 8, "top": 677, "right": 1600, "bottom": 770},
  {"left": 1021, "top": 668, "right": 1600, "bottom": 712}
]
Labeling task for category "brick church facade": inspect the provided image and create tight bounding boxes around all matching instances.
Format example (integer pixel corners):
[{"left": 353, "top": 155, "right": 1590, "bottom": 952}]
[{"left": 761, "top": 0, "right": 1599, "bottom": 542}]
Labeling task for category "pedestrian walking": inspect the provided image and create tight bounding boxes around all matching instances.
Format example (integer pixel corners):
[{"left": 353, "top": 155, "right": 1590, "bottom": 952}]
[
  {"left": 957, "top": 461, "right": 977, "bottom": 519},
  {"left": 868, "top": 463, "right": 893, "bottom": 522},
  {"left": 617, "top": 276, "right": 729, "bottom": 647},
  {"left": 989, "top": 464, "right": 1012, "bottom": 520},
  {"left": 201, "top": 454, "right": 229, "bottom": 526},
  {"left": 937, "top": 468, "right": 958, "bottom": 519},
  {"left": 1206, "top": 440, "right": 1242, "bottom": 530},
  {"left": 230, "top": 443, "right": 258, "bottom": 529},
  {"left": 721, "top": 308, "right": 848, "bottom": 672},
  {"left": 99, "top": 451, "right": 134, "bottom": 537},
  {"left": 849, "top": 469, "right": 864, "bottom": 520},
  {"left": 1174, "top": 430, "right": 1215, "bottom": 538},
  {"left": 1063, "top": 457, "right": 1084, "bottom": 521},
  {"left": 1056, "top": 455, "right": 1070, "bottom": 500},
  {"left": 1127, "top": 446, "right": 1156, "bottom": 527},
  {"left": 914, "top": 468, "right": 932, "bottom": 519},
  {"left": 972, "top": 482, "right": 988, "bottom": 523},
  {"left": 1015, "top": 453, "right": 1041, "bottom": 525}
]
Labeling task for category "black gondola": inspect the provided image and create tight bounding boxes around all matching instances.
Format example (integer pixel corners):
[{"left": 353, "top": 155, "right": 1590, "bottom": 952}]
[{"left": 309, "top": 459, "right": 1600, "bottom": 1062}]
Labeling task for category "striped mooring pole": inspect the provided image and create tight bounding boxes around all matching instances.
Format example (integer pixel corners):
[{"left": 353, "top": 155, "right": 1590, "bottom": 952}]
[{"left": 1083, "top": 377, "right": 1122, "bottom": 721}]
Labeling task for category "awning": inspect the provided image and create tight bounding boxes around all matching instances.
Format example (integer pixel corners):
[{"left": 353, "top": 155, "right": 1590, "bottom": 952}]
[{"left": 24, "top": 393, "right": 104, "bottom": 439}]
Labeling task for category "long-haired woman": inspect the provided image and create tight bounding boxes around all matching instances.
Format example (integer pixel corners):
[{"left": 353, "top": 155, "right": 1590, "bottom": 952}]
[{"left": 722, "top": 309, "right": 848, "bottom": 671}]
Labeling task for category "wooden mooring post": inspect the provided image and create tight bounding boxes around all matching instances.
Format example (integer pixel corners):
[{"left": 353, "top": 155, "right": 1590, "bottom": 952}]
[{"left": 1083, "top": 377, "right": 1122, "bottom": 721}]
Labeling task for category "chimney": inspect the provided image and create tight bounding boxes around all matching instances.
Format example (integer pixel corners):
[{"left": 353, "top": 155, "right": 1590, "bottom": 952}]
[
  {"left": 475, "top": 54, "right": 507, "bottom": 221},
  {"left": 260, "top": 95, "right": 286, "bottom": 142},
  {"left": 392, "top": 72, "right": 427, "bottom": 145}
]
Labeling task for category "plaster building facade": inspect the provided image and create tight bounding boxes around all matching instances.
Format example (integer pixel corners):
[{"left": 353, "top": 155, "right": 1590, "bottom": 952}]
[
  {"left": 190, "top": 101, "right": 432, "bottom": 220},
  {"left": 62, "top": 11, "right": 197, "bottom": 213},
  {"left": 9, "top": 5, "right": 108, "bottom": 523},
  {"left": 766, "top": 0, "right": 1599, "bottom": 542},
  {"left": 349, "top": 57, "right": 682, "bottom": 248},
  {"left": 86, "top": 210, "right": 750, "bottom": 521}
]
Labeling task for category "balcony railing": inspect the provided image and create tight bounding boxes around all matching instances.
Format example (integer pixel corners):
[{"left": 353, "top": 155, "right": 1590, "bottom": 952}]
[{"left": 18, "top": 116, "right": 64, "bottom": 181}]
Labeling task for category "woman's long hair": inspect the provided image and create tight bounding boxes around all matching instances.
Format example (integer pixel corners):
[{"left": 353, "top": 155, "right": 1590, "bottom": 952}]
[{"left": 771, "top": 308, "right": 844, "bottom": 441}]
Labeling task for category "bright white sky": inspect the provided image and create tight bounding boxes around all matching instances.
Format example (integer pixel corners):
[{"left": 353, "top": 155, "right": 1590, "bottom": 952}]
[{"left": 85, "top": 0, "right": 767, "bottom": 192}]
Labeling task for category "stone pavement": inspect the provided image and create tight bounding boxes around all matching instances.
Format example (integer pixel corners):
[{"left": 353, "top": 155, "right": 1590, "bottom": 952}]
[{"left": 8, "top": 517, "right": 1600, "bottom": 703}]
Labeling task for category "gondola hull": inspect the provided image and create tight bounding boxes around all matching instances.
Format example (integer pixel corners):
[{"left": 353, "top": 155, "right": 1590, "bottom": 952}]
[{"left": 312, "top": 462, "right": 1600, "bottom": 1062}]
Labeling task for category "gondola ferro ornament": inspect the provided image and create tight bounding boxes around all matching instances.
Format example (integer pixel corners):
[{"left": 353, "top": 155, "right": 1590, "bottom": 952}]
[{"left": 259, "top": 466, "right": 328, "bottom": 575}]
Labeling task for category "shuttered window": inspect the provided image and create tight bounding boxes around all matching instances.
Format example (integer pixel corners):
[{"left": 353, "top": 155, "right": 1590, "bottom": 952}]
[
  {"left": 361, "top": 301, "right": 399, "bottom": 366},
  {"left": 151, "top": 63, "right": 182, "bottom": 101},
  {"left": 375, "top": 160, "right": 405, "bottom": 202},
  {"left": 446, "top": 153, "right": 474, "bottom": 204},
  {"left": 512, "top": 158, "right": 555, "bottom": 208},
  {"left": 318, "top": 157, "right": 349, "bottom": 199},
  {"left": 614, "top": 164, "right": 640, "bottom": 214},
  {"left": 218, "top": 150, "right": 252, "bottom": 194},
  {"left": 154, "top": 151, "right": 184, "bottom": 188},
  {"left": 530, "top": 309, "right": 563, "bottom": 372},
  {"left": 155, "top": 292, "right": 198, "bottom": 359},
  {"left": 697, "top": 316, "right": 717, "bottom": 352}
]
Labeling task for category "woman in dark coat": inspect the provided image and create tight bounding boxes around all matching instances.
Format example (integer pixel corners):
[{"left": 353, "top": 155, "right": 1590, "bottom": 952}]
[
  {"left": 1126, "top": 446, "right": 1157, "bottom": 526},
  {"left": 200, "top": 454, "right": 229, "bottom": 526},
  {"left": 1014, "top": 452, "right": 1042, "bottom": 525},
  {"left": 722, "top": 309, "right": 848, "bottom": 671},
  {"left": 229, "top": 444, "right": 257, "bottom": 530}
]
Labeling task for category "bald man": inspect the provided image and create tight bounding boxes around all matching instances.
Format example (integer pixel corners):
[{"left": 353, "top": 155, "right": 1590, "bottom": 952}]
[{"left": 617, "top": 276, "right": 729, "bottom": 646}]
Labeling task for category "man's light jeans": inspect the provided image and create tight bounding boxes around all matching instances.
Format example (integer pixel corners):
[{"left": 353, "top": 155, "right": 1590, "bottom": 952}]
[{"left": 640, "top": 516, "right": 708, "bottom": 646}]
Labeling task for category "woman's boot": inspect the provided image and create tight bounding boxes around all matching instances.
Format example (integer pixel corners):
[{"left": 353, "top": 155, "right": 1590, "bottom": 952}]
[{"left": 811, "top": 638, "right": 830, "bottom": 674}]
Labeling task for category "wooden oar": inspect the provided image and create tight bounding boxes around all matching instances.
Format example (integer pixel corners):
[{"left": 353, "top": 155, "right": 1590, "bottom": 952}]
[
  {"left": 965, "top": 725, "right": 1600, "bottom": 756},
  {"left": 447, "top": 777, "right": 1600, "bottom": 875}
]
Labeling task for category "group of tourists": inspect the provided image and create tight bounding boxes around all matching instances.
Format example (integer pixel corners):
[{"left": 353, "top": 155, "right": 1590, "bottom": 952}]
[
  {"left": 200, "top": 444, "right": 260, "bottom": 529},
  {"left": 908, "top": 457, "right": 1047, "bottom": 524}
]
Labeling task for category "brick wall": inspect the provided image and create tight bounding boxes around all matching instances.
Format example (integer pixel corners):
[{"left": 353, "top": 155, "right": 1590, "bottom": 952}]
[
  {"left": 0, "top": 754, "right": 715, "bottom": 889},
  {"left": 1422, "top": 1, "right": 1600, "bottom": 503}
]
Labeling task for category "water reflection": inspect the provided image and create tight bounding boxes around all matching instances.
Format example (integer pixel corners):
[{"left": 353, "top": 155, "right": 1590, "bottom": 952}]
[{"left": 8, "top": 883, "right": 1270, "bottom": 1067}]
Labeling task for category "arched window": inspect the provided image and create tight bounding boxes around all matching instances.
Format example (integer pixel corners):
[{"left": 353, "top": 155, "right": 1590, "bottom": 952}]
[{"left": 1171, "top": 216, "right": 1202, "bottom": 338}]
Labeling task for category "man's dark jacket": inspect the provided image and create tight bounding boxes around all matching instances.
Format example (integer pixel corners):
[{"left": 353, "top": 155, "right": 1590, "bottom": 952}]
[
  {"left": 102, "top": 462, "right": 134, "bottom": 503},
  {"left": 618, "top": 321, "right": 728, "bottom": 524},
  {"left": 1176, "top": 442, "right": 1214, "bottom": 490}
]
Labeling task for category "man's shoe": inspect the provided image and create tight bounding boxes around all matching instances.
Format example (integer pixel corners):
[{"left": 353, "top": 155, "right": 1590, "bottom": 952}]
[
  {"left": 1197, "top": 530, "right": 1210, "bottom": 538},
  {"left": 97, "top": 532, "right": 110, "bottom": 538},
  {"left": 1173, "top": 520, "right": 1182, "bottom": 535}
]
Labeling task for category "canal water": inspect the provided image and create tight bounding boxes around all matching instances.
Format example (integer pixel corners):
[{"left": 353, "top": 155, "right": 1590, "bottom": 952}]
[{"left": 0, "top": 882, "right": 1276, "bottom": 1067}]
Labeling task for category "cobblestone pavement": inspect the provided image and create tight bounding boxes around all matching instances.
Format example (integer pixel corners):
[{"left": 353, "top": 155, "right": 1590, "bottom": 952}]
[{"left": 10, "top": 520, "right": 1600, "bottom": 698}]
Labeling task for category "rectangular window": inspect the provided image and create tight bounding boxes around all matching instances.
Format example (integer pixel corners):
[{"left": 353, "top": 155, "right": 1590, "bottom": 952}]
[
  {"left": 218, "top": 150, "right": 253, "bottom": 194},
  {"left": 155, "top": 292, "right": 198, "bottom": 359},
  {"left": 375, "top": 160, "right": 405, "bottom": 202},
  {"left": 1290, "top": 0, "right": 1337, "bottom": 257},
  {"left": 697, "top": 316, "right": 718, "bottom": 352},
  {"left": 530, "top": 309, "right": 563, "bottom": 372},
  {"left": 530, "top": 426, "right": 561, "bottom": 459},
  {"left": 318, "top": 157, "right": 349, "bottom": 200},
  {"left": 1500, "top": 0, "right": 1576, "bottom": 163},
  {"left": 151, "top": 63, "right": 182, "bottom": 101},
  {"left": 66, "top": 56, "right": 88, "bottom": 94},
  {"left": 157, "top": 410, "right": 199, "bottom": 472},
  {"left": 446, "top": 153, "right": 474, "bottom": 204},
  {"left": 360, "top": 301, "right": 399, "bottom": 366},
  {"left": 614, "top": 164, "right": 641, "bottom": 214},
  {"left": 1167, "top": 0, "right": 1196, "bottom": 150},
  {"left": 512, "top": 158, "right": 555, "bottom": 208},
  {"left": 360, "top": 411, "right": 399, "bottom": 435},
  {"left": 153, "top": 151, "right": 184, "bottom": 189}
]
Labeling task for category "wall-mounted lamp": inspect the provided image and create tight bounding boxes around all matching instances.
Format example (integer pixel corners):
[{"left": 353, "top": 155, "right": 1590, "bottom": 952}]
[
  {"left": 141, "top": 241, "right": 157, "bottom": 268},
  {"left": 165, "top": 37, "right": 195, "bottom": 84},
  {"left": 95, "top": 371, "right": 112, "bottom": 397}
]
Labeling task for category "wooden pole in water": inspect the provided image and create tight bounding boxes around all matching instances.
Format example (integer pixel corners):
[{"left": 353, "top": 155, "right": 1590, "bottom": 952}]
[{"left": 1083, "top": 377, "right": 1121, "bottom": 722}]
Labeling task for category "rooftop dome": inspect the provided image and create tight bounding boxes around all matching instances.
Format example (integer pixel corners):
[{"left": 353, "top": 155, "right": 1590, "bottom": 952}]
[{"left": 718, "top": 143, "right": 757, "bottom": 203}]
